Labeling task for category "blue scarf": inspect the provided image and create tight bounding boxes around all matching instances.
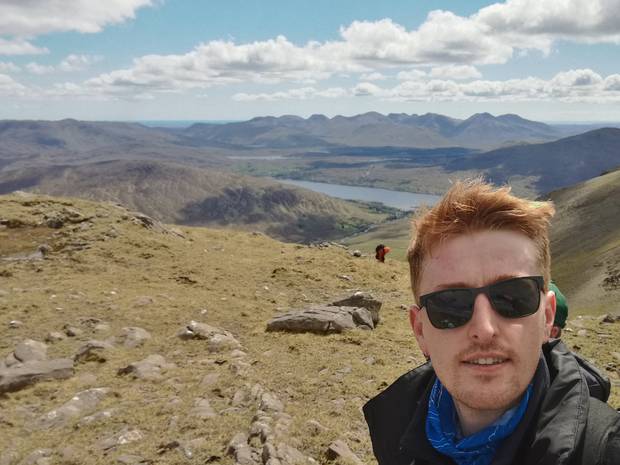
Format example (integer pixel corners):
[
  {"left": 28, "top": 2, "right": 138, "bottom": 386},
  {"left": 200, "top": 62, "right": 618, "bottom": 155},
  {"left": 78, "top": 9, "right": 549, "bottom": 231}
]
[{"left": 426, "top": 379, "right": 532, "bottom": 465}]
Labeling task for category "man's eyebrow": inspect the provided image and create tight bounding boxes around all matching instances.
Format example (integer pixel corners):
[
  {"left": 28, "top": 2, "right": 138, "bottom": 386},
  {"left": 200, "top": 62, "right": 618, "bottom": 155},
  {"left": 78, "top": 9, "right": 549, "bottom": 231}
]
[{"left": 434, "top": 274, "right": 521, "bottom": 291}]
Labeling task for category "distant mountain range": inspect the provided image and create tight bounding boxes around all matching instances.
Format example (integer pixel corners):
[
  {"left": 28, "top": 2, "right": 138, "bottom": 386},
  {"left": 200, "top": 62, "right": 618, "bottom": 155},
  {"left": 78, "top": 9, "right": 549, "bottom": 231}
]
[
  {"left": 0, "top": 159, "right": 389, "bottom": 243},
  {"left": 178, "top": 112, "right": 566, "bottom": 150}
]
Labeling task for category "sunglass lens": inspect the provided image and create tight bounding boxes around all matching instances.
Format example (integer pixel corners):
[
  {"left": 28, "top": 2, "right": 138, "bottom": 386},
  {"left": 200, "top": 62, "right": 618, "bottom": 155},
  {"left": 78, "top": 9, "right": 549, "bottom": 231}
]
[
  {"left": 426, "top": 290, "right": 473, "bottom": 329},
  {"left": 490, "top": 278, "right": 540, "bottom": 318}
]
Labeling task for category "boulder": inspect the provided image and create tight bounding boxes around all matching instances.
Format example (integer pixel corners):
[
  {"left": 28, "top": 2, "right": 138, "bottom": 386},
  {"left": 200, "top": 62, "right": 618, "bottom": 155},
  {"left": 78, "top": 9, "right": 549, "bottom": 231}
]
[
  {"left": 331, "top": 291, "right": 382, "bottom": 325},
  {"left": 0, "top": 359, "right": 74, "bottom": 393},
  {"left": 13, "top": 340, "right": 48, "bottom": 363},
  {"left": 192, "top": 397, "right": 217, "bottom": 419},
  {"left": 266, "top": 305, "right": 374, "bottom": 334}
]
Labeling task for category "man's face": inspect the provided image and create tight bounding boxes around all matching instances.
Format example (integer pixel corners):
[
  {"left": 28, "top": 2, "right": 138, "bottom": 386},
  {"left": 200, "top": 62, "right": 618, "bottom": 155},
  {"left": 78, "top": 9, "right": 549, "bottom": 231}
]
[{"left": 411, "top": 230, "right": 555, "bottom": 413}]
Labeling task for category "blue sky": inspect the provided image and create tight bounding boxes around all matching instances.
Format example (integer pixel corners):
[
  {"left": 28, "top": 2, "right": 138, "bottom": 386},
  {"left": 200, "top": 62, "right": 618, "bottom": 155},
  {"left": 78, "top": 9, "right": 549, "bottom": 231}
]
[{"left": 1, "top": 0, "right": 620, "bottom": 122}]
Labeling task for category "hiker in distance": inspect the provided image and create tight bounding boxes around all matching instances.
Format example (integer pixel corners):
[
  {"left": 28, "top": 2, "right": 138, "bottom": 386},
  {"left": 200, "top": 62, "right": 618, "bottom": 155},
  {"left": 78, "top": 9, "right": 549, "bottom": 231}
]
[
  {"left": 375, "top": 244, "right": 391, "bottom": 263},
  {"left": 364, "top": 179, "right": 619, "bottom": 465}
]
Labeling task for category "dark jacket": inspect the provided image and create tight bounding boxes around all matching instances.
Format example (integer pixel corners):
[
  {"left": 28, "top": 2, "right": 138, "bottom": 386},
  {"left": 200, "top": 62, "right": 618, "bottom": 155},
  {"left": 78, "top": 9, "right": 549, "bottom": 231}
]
[{"left": 363, "top": 340, "right": 620, "bottom": 465}]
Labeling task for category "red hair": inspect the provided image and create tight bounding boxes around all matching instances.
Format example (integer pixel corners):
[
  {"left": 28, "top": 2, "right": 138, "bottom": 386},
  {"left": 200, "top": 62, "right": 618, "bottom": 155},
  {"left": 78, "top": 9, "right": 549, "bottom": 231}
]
[{"left": 408, "top": 179, "right": 555, "bottom": 301}]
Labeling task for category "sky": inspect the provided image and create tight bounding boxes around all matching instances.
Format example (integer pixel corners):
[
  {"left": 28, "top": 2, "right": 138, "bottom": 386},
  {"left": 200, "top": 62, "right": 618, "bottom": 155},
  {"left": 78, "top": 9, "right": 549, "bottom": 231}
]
[{"left": 1, "top": 0, "right": 620, "bottom": 122}]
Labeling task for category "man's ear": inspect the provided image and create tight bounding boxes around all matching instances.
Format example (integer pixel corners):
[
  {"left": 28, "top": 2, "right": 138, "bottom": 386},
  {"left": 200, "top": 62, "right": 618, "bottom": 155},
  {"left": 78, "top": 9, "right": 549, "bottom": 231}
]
[
  {"left": 543, "top": 290, "right": 556, "bottom": 340},
  {"left": 409, "top": 305, "right": 429, "bottom": 358}
]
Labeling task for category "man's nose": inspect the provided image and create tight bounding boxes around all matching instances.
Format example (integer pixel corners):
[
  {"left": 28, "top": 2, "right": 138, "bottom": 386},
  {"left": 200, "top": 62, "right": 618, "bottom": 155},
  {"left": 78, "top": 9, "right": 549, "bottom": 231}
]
[{"left": 466, "top": 292, "right": 499, "bottom": 342}]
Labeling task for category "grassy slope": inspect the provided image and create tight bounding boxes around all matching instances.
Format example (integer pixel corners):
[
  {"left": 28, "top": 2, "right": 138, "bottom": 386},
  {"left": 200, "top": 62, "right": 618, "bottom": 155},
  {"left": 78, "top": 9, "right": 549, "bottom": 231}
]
[
  {"left": 0, "top": 193, "right": 618, "bottom": 464},
  {"left": 549, "top": 168, "right": 620, "bottom": 315}
]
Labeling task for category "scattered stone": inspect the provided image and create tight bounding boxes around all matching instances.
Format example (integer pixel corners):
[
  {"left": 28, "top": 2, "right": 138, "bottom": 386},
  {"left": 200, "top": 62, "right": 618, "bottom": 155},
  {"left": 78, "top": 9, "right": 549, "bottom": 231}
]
[
  {"left": 17, "top": 449, "right": 53, "bottom": 465},
  {"left": 351, "top": 250, "right": 362, "bottom": 257},
  {"left": 601, "top": 312, "right": 620, "bottom": 323},
  {"left": 134, "top": 296, "right": 154, "bottom": 307},
  {"left": 326, "top": 440, "right": 364, "bottom": 465},
  {"left": 93, "top": 323, "right": 111, "bottom": 333},
  {"left": 8, "top": 320, "right": 23, "bottom": 329},
  {"left": 577, "top": 329, "right": 588, "bottom": 337},
  {"left": 13, "top": 340, "right": 48, "bottom": 363},
  {"left": 338, "top": 275, "right": 353, "bottom": 281},
  {"left": 74, "top": 340, "right": 114, "bottom": 363},
  {"left": 177, "top": 321, "right": 241, "bottom": 352},
  {"left": 306, "top": 420, "right": 328, "bottom": 436},
  {"left": 230, "top": 359, "right": 252, "bottom": 377},
  {"left": 230, "top": 349, "right": 248, "bottom": 358},
  {"left": 199, "top": 373, "right": 219, "bottom": 388},
  {"left": 612, "top": 352, "right": 620, "bottom": 364},
  {"left": 116, "top": 455, "right": 150, "bottom": 465},
  {"left": 116, "top": 327, "right": 151, "bottom": 348},
  {"left": 266, "top": 305, "right": 374, "bottom": 334},
  {"left": 98, "top": 427, "right": 144, "bottom": 451},
  {"left": 227, "top": 433, "right": 254, "bottom": 465},
  {"left": 78, "top": 409, "right": 115, "bottom": 428},
  {"left": 118, "top": 354, "right": 176, "bottom": 381},
  {"left": 192, "top": 398, "right": 217, "bottom": 419},
  {"left": 63, "top": 325, "right": 83, "bottom": 337},
  {"left": 260, "top": 392, "right": 284, "bottom": 413},
  {"left": 45, "top": 331, "right": 66, "bottom": 343},
  {"left": 331, "top": 291, "right": 382, "bottom": 325},
  {"left": 33, "top": 388, "right": 110, "bottom": 429},
  {"left": 0, "top": 358, "right": 74, "bottom": 393}
]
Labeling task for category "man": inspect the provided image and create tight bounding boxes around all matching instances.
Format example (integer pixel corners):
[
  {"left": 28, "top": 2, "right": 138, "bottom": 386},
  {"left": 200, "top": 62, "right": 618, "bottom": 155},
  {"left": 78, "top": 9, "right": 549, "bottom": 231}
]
[
  {"left": 364, "top": 180, "right": 619, "bottom": 465},
  {"left": 549, "top": 280, "right": 568, "bottom": 338}
]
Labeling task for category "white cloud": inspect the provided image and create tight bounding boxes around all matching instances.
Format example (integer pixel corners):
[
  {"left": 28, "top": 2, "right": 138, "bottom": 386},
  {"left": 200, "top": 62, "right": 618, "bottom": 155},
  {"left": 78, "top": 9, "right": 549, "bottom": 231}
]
[
  {"left": 26, "top": 62, "right": 55, "bottom": 75},
  {"left": 59, "top": 54, "right": 102, "bottom": 72},
  {"left": 0, "top": 0, "right": 156, "bottom": 36},
  {"left": 0, "top": 73, "right": 27, "bottom": 95},
  {"left": 0, "top": 61, "right": 19, "bottom": 73},
  {"left": 0, "top": 38, "right": 48, "bottom": 56},
  {"left": 360, "top": 72, "right": 387, "bottom": 81},
  {"left": 397, "top": 69, "right": 427, "bottom": 81},
  {"left": 430, "top": 65, "right": 482, "bottom": 80},
  {"left": 359, "top": 69, "right": 620, "bottom": 103},
  {"left": 26, "top": 54, "right": 102, "bottom": 75},
  {"left": 353, "top": 82, "right": 386, "bottom": 97},
  {"left": 233, "top": 86, "right": 348, "bottom": 101}
]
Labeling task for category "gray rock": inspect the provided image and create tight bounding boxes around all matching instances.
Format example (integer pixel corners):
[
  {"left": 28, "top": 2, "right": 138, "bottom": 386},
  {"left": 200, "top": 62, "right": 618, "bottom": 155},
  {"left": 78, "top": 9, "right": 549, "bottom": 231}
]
[
  {"left": 260, "top": 392, "right": 284, "bottom": 413},
  {"left": 77, "top": 409, "right": 115, "bottom": 427},
  {"left": 33, "top": 387, "right": 110, "bottom": 429},
  {"left": 13, "top": 340, "right": 48, "bottom": 363},
  {"left": 74, "top": 340, "right": 114, "bottom": 363},
  {"left": 98, "top": 427, "right": 144, "bottom": 451},
  {"left": 63, "top": 325, "right": 83, "bottom": 337},
  {"left": 45, "top": 331, "right": 66, "bottom": 343},
  {"left": 601, "top": 312, "right": 620, "bottom": 323},
  {"left": 17, "top": 449, "right": 53, "bottom": 465},
  {"left": 8, "top": 320, "right": 23, "bottom": 329},
  {"left": 227, "top": 433, "right": 255, "bottom": 465},
  {"left": 177, "top": 321, "right": 241, "bottom": 352},
  {"left": 0, "top": 450, "right": 19, "bottom": 465},
  {"left": 116, "top": 455, "right": 149, "bottom": 465},
  {"left": 306, "top": 420, "right": 328, "bottom": 436},
  {"left": 351, "top": 250, "right": 362, "bottom": 257},
  {"left": 192, "top": 397, "right": 217, "bottom": 419},
  {"left": 331, "top": 291, "right": 382, "bottom": 325},
  {"left": 116, "top": 327, "right": 151, "bottom": 348},
  {"left": 199, "top": 373, "right": 219, "bottom": 388},
  {"left": 117, "top": 354, "right": 176, "bottom": 381},
  {"left": 326, "top": 440, "right": 363, "bottom": 465},
  {"left": 276, "top": 443, "right": 307, "bottom": 465},
  {"left": 266, "top": 305, "right": 374, "bottom": 334},
  {"left": 0, "top": 358, "right": 74, "bottom": 393}
]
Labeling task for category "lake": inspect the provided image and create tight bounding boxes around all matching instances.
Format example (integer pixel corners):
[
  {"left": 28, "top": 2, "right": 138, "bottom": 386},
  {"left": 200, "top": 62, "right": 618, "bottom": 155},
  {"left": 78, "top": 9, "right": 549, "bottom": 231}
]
[{"left": 276, "top": 179, "right": 441, "bottom": 210}]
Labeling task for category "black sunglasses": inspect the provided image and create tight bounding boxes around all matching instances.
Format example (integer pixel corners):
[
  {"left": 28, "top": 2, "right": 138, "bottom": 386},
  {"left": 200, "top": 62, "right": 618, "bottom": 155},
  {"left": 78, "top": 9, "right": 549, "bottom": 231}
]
[{"left": 419, "top": 276, "right": 544, "bottom": 329}]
